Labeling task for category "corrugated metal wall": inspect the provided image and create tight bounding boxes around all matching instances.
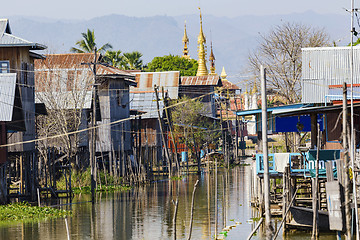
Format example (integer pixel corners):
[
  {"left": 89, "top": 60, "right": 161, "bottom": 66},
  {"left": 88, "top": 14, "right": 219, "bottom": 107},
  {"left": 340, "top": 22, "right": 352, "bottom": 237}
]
[{"left": 302, "top": 46, "right": 360, "bottom": 103}]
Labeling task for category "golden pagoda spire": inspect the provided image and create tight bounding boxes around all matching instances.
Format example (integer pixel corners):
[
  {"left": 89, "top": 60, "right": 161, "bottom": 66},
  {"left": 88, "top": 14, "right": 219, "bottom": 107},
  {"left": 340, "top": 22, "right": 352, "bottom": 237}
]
[
  {"left": 209, "top": 41, "right": 216, "bottom": 75},
  {"left": 182, "top": 21, "right": 190, "bottom": 59},
  {"left": 251, "top": 82, "right": 258, "bottom": 94},
  {"left": 196, "top": 7, "right": 208, "bottom": 76},
  {"left": 220, "top": 66, "right": 227, "bottom": 80}
]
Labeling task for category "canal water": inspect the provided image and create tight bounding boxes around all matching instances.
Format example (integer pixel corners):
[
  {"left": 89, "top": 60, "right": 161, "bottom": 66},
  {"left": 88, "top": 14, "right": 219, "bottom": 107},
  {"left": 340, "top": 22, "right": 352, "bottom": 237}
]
[{"left": 0, "top": 164, "right": 340, "bottom": 239}]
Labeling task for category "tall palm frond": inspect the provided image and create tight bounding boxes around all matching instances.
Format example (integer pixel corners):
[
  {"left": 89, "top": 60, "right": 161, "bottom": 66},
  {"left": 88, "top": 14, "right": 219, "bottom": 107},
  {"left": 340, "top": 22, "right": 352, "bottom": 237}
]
[
  {"left": 103, "top": 50, "right": 124, "bottom": 67},
  {"left": 70, "top": 29, "right": 113, "bottom": 54},
  {"left": 122, "top": 51, "right": 143, "bottom": 70}
]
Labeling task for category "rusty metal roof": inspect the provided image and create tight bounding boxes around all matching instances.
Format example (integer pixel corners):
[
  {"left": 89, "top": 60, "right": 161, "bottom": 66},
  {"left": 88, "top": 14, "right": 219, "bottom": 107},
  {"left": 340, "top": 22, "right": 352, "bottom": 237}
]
[
  {"left": 35, "top": 53, "right": 99, "bottom": 69},
  {"left": 35, "top": 53, "right": 136, "bottom": 109},
  {"left": 132, "top": 71, "right": 180, "bottom": 99},
  {"left": 221, "top": 79, "right": 240, "bottom": 90},
  {"left": 180, "top": 75, "right": 221, "bottom": 86}
]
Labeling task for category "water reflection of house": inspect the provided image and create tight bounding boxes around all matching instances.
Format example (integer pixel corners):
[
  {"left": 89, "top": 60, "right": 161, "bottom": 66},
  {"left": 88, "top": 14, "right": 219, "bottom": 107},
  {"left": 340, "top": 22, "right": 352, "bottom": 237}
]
[
  {"left": 35, "top": 53, "right": 136, "bottom": 171},
  {"left": 0, "top": 19, "right": 46, "bottom": 202}
]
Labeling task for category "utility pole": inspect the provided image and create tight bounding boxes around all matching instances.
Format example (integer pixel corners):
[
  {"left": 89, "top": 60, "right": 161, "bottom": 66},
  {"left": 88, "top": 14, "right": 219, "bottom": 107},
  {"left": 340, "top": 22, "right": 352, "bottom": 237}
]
[
  {"left": 91, "top": 48, "right": 98, "bottom": 202},
  {"left": 260, "top": 65, "right": 272, "bottom": 237},
  {"left": 343, "top": 82, "right": 352, "bottom": 240},
  {"left": 350, "top": 1, "right": 360, "bottom": 238},
  {"left": 86, "top": 47, "right": 98, "bottom": 202}
]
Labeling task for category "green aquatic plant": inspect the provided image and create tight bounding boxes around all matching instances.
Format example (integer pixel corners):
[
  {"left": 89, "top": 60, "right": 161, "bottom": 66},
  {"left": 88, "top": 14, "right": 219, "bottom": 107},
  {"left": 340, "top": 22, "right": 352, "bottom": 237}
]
[
  {"left": 170, "top": 176, "right": 183, "bottom": 180},
  {"left": 0, "top": 202, "right": 70, "bottom": 223},
  {"left": 250, "top": 216, "right": 262, "bottom": 222},
  {"left": 220, "top": 231, "right": 228, "bottom": 237},
  {"left": 72, "top": 184, "right": 132, "bottom": 194}
]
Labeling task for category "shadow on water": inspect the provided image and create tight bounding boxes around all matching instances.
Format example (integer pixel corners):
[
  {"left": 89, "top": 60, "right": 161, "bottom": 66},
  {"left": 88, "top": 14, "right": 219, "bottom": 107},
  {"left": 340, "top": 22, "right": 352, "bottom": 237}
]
[{"left": 0, "top": 164, "right": 342, "bottom": 239}]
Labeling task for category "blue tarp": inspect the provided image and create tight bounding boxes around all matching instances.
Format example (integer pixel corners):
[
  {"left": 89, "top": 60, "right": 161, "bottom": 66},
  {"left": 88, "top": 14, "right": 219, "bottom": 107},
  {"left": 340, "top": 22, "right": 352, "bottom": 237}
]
[{"left": 275, "top": 115, "right": 324, "bottom": 133}]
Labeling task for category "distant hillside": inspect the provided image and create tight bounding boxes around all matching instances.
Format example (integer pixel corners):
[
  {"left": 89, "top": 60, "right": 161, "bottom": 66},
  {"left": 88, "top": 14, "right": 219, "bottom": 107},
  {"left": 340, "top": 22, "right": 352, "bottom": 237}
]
[{"left": 6, "top": 11, "right": 348, "bottom": 86}]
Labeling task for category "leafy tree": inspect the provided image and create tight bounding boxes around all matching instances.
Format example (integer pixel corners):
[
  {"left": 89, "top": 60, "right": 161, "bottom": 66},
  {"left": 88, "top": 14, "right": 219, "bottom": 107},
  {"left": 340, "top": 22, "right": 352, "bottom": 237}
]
[
  {"left": 70, "top": 29, "right": 112, "bottom": 54},
  {"left": 146, "top": 55, "right": 198, "bottom": 76},
  {"left": 170, "top": 96, "right": 221, "bottom": 159},
  {"left": 102, "top": 50, "right": 124, "bottom": 67},
  {"left": 122, "top": 51, "right": 144, "bottom": 70},
  {"left": 247, "top": 22, "right": 330, "bottom": 103}
]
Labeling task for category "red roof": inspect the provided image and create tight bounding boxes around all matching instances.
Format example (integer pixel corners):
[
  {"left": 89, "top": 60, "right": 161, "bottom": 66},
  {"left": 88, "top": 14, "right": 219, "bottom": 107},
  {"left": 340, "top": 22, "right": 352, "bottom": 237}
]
[{"left": 221, "top": 79, "right": 240, "bottom": 90}]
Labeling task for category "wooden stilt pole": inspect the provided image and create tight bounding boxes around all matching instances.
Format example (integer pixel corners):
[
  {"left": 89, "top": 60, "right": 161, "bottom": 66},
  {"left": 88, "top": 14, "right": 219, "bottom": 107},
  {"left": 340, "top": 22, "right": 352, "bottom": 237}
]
[{"left": 311, "top": 125, "right": 321, "bottom": 240}]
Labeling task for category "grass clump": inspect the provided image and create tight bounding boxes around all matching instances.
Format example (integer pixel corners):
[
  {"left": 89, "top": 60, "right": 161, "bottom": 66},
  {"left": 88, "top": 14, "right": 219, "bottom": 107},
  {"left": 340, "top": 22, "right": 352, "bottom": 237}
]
[
  {"left": 170, "top": 175, "right": 183, "bottom": 180},
  {"left": 0, "top": 202, "right": 70, "bottom": 223},
  {"left": 57, "top": 167, "right": 132, "bottom": 194}
]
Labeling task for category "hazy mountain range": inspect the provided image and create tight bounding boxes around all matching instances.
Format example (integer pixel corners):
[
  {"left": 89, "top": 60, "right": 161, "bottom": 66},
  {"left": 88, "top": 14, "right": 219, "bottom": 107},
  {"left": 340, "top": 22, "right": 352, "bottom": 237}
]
[{"left": 5, "top": 11, "right": 350, "bottom": 87}]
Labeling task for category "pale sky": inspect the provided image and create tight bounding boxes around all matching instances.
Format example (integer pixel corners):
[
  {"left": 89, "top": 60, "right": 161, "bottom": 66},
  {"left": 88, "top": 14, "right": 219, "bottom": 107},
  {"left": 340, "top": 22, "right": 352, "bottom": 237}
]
[{"left": 1, "top": 0, "right": 350, "bottom": 19}]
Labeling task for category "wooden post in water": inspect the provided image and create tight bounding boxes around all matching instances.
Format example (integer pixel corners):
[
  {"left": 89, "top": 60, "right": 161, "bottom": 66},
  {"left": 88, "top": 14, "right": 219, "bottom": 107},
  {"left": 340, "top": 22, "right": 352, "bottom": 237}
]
[
  {"left": 260, "top": 65, "right": 272, "bottom": 236},
  {"left": 311, "top": 125, "right": 321, "bottom": 240},
  {"left": 218, "top": 96, "right": 227, "bottom": 167},
  {"left": 215, "top": 152, "right": 218, "bottom": 238},
  {"left": 187, "top": 179, "right": 199, "bottom": 240}
]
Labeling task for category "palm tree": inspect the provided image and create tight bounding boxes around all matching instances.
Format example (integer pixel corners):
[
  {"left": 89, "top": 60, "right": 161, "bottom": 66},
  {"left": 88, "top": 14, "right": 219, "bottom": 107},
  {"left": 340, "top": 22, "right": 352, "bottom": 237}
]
[
  {"left": 122, "top": 51, "right": 143, "bottom": 70},
  {"left": 103, "top": 50, "right": 124, "bottom": 67},
  {"left": 70, "top": 29, "right": 112, "bottom": 54}
]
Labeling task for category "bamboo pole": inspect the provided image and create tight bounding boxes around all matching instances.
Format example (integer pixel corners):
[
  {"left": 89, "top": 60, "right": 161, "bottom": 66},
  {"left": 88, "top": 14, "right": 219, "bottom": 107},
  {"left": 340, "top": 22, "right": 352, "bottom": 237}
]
[
  {"left": 162, "top": 87, "right": 180, "bottom": 176},
  {"left": 246, "top": 218, "right": 264, "bottom": 240},
  {"left": 187, "top": 179, "right": 199, "bottom": 240},
  {"left": 273, "top": 186, "right": 300, "bottom": 239},
  {"left": 215, "top": 153, "right": 218, "bottom": 238},
  {"left": 311, "top": 124, "right": 321, "bottom": 239},
  {"left": 154, "top": 85, "right": 172, "bottom": 177}
]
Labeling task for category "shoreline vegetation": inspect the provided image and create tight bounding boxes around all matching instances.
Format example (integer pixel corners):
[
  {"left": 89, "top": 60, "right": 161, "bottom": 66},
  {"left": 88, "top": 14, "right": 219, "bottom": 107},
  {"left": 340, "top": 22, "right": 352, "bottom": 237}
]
[{"left": 0, "top": 202, "right": 70, "bottom": 224}]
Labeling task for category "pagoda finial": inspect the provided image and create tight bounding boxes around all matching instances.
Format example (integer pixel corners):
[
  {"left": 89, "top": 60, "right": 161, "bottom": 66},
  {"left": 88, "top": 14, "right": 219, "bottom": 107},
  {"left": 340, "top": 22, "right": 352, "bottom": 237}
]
[
  {"left": 196, "top": 7, "right": 208, "bottom": 76},
  {"left": 209, "top": 41, "right": 216, "bottom": 75},
  {"left": 251, "top": 82, "right": 258, "bottom": 94},
  {"left": 182, "top": 21, "right": 190, "bottom": 59},
  {"left": 220, "top": 66, "right": 227, "bottom": 80}
]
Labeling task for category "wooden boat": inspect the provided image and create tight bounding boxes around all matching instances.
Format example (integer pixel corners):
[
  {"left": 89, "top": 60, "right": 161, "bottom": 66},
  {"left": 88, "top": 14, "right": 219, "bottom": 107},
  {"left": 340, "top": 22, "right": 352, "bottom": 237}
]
[{"left": 289, "top": 206, "right": 330, "bottom": 231}]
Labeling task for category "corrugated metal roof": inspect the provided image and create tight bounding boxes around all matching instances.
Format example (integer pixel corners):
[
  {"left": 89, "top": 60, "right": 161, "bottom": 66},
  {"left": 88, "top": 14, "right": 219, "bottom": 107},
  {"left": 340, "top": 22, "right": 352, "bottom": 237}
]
[
  {"left": 129, "top": 91, "right": 163, "bottom": 119},
  {"left": 237, "top": 104, "right": 308, "bottom": 116},
  {"left": 35, "top": 53, "right": 135, "bottom": 109},
  {"left": 0, "top": 19, "right": 46, "bottom": 50},
  {"left": 35, "top": 91, "right": 93, "bottom": 110},
  {"left": 221, "top": 79, "right": 240, "bottom": 90},
  {"left": 181, "top": 75, "right": 221, "bottom": 86},
  {"left": 327, "top": 84, "right": 360, "bottom": 101},
  {"left": 132, "top": 71, "right": 179, "bottom": 99},
  {"left": 0, "top": 73, "right": 16, "bottom": 121},
  {"left": 302, "top": 46, "right": 360, "bottom": 103}
]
